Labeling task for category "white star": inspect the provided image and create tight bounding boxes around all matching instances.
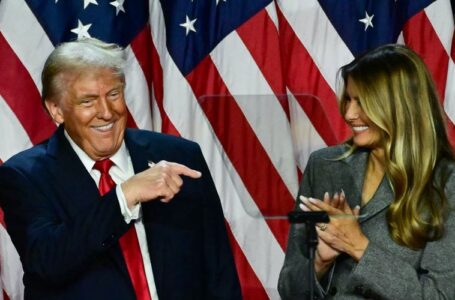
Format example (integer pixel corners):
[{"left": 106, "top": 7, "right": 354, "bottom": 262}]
[
  {"left": 110, "top": 0, "right": 126, "bottom": 15},
  {"left": 70, "top": 19, "right": 92, "bottom": 39},
  {"left": 216, "top": 0, "right": 227, "bottom": 5},
  {"left": 83, "top": 0, "right": 98, "bottom": 9},
  {"left": 359, "top": 11, "right": 374, "bottom": 31},
  {"left": 55, "top": 0, "right": 59, "bottom": 3},
  {"left": 180, "top": 15, "right": 197, "bottom": 36}
]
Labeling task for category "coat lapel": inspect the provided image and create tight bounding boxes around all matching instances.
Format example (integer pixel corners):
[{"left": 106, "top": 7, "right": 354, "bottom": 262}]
[
  {"left": 124, "top": 129, "right": 155, "bottom": 174},
  {"left": 360, "top": 176, "right": 393, "bottom": 223},
  {"left": 46, "top": 126, "right": 131, "bottom": 281},
  {"left": 124, "top": 129, "right": 166, "bottom": 293},
  {"left": 46, "top": 126, "right": 100, "bottom": 213},
  {"left": 342, "top": 149, "right": 393, "bottom": 224},
  {"left": 339, "top": 148, "right": 368, "bottom": 210}
]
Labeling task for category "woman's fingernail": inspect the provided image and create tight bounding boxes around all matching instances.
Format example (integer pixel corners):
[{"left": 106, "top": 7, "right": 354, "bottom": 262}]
[
  {"left": 309, "top": 197, "right": 319, "bottom": 203},
  {"left": 299, "top": 195, "right": 308, "bottom": 202},
  {"left": 341, "top": 189, "right": 345, "bottom": 197},
  {"left": 299, "top": 203, "right": 310, "bottom": 211},
  {"left": 334, "top": 192, "right": 339, "bottom": 199},
  {"left": 324, "top": 192, "right": 329, "bottom": 200}
]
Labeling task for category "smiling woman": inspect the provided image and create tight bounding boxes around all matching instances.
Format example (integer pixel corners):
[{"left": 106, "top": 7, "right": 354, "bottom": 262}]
[
  {"left": 339, "top": 44, "right": 451, "bottom": 249},
  {"left": 278, "top": 44, "right": 455, "bottom": 300},
  {"left": 343, "top": 77, "right": 383, "bottom": 156}
]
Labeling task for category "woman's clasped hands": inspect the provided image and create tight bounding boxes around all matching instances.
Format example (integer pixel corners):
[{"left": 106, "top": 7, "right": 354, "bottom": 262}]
[{"left": 299, "top": 191, "right": 369, "bottom": 277}]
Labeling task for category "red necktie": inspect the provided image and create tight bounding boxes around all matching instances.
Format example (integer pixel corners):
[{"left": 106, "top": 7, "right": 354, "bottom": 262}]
[{"left": 94, "top": 159, "right": 152, "bottom": 300}]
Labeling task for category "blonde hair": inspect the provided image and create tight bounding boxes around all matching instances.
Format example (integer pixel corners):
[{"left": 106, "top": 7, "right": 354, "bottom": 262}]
[
  {"left": 41, "top": 38, "right": 125, "bottom": 112},
  {"left": 339, "top": 44, "right": 453, "bottom": 249}
]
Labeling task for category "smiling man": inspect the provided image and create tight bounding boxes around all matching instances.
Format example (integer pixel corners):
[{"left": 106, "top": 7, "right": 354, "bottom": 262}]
[
  {"left": 0, "top": 38, "right": 241, "bottom": 300},
  {"left": 46, "top": 67, "right": 128, "bottom": 161}
]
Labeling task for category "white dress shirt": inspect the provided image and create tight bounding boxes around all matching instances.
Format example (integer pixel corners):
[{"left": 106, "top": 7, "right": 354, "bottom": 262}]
[{"left": 64, "top": 131, "right": 159, "bottom": 299}]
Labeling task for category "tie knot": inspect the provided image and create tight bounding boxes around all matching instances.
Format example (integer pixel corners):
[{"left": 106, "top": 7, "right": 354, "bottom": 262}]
[{"left": 93, "top": 159, "right": 114, "bottom": 174}]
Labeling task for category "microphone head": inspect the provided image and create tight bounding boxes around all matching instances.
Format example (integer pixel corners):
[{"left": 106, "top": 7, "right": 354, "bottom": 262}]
[{"left": 287, "top": 211, "right": 329, "bottom": 224}]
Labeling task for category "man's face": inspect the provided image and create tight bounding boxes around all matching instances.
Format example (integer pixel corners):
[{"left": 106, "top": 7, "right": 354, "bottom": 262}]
[{"left": 46, "top": 67, "right": 128, "bottom": 160}]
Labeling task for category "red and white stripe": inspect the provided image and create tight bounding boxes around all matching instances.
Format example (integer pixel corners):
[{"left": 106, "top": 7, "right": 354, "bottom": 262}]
[
  {"left": 0, "top": 211, "right": 23, "bottom": 300},
  {"left": 0, "top": 0, "right": 453, "bottom": 299}
]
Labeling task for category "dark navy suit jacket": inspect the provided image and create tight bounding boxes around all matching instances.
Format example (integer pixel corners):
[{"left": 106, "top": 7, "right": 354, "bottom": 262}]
[{"left": 0, "top": 126, "right": 241, "bottom": 300}]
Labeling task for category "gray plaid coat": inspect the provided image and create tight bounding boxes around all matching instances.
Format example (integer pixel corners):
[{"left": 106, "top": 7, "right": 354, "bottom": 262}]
[{"left": 278, "top": 145, "right": 455, "bottom": 300}]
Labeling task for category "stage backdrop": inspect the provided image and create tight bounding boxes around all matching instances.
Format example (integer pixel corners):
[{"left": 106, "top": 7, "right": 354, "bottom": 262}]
[{"left": 0, "top": 0, "right": 454, "bottom": 299}]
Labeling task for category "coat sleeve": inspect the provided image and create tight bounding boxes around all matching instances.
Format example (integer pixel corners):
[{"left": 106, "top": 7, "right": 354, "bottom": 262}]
[
  {"left": 344, "top": 165, "right": 455, "bottom": 300},
  {"left": 192, "top": 144, "right": 242, "bottom": 300},
  {"left": 0, "top": 164, "right": 130, "bottom": 285},
  {"left": 278, "top": 152, "right": 330, "bottom": 300}
]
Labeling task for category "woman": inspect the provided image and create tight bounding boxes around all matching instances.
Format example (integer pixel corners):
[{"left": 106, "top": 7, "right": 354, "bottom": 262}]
[{"left": 278, "top": 44, "right": 455, "bottom": 299}]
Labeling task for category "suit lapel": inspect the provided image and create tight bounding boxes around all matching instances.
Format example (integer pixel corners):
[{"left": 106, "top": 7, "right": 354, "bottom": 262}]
[
  {"left": 46, "top": 126, "right": 131, "bottom": 281},
  {"left": 360, "top": 176, "right": 393, "bottom": 223},
  {"left": 124, "top": 130, "right": 166, "bottom": 293},
  {"left": 124, "top": 130, "right": 154, "bottom": 175},
  {"left": 343, "top": 149, "right": 393, "bottom": 224},
  {"left": 341, "top": 149, "right": 368, "bottom": 209},
  {"left": 46, "top": 126, "right": 100, "bottom": 213}
]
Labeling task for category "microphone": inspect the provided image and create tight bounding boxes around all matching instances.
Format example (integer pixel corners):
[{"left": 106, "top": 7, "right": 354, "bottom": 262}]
[{"left": 288, "top": 210, "right": 329, "bottom": 224}]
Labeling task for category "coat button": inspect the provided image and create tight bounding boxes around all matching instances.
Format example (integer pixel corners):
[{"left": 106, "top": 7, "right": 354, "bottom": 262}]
[
  {"left": 363, "top": 289, "right": 373, "bottom": 298},
  {"left": 354, "top": 285, "right": 365, "bottom": 294},
  {"left": 354, "top": 285, "right": 374, "bottom": 298}
]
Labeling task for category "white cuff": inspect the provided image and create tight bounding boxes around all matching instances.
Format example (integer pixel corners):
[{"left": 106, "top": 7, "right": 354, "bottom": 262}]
[{"left": 116, "top": 185, "right": 141, "bottom": 224}]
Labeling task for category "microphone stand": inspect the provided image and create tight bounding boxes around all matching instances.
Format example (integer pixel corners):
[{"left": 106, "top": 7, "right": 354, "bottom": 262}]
[{"left": 288, "top": 211, "right": 330, "bottom": 300}]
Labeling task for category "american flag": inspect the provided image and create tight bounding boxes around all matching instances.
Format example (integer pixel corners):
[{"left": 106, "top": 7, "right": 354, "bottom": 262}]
[{"left": 0, "top": 0, "right": 453, "bottom": 299}]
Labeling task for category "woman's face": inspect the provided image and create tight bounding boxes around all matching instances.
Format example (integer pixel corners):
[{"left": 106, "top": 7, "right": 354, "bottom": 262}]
[{"left": 344, "top": 77, "right": 382, "bottom": 151}]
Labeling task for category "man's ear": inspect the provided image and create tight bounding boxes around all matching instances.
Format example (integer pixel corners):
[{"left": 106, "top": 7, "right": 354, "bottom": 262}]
[{"left": 44, "top": 99, "right": 64, "bottom": 124}]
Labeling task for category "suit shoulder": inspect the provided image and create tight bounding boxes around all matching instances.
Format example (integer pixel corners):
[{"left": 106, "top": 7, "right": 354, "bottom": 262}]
[
  {"left": 435, "top": 158, "right": 455, "bottom": 197},
  {"left": 1, "top": 142, "right": 49, "bottom": 170},
  {"left": 126, "top": 129, "right": 200, "bottom": 150},
  {"left": 309, "top": 144, "right": 349, "bottom": 161}
]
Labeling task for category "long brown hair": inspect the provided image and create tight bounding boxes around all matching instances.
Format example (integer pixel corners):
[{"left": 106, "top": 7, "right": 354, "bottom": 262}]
[{"left": 339, "top": 44, "right": 454, "bottom": 249}]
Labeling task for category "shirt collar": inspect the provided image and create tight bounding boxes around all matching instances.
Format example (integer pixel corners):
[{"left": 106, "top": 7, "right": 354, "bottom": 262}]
[{"left": 64, "top": 130, "right": 130, "bottom": 173}]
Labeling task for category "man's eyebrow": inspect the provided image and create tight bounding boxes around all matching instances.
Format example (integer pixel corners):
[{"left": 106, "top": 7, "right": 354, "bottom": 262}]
[
  {"left": 77, "top": 93, "right": 98, "bottom": 99},
  {"left": 108, "top": 83, "right": 125, "bottom": 91}
]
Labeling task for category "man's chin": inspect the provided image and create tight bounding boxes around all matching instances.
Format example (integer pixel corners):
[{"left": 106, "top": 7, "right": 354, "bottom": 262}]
[{"left": 83, "top": 145, "right": 121, "bottom": 160}]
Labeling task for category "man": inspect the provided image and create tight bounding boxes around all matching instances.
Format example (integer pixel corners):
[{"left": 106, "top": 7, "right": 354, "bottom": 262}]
[{"left": 0, "top": 38, "right": 241, "bottom": 300}]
